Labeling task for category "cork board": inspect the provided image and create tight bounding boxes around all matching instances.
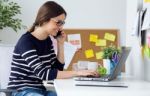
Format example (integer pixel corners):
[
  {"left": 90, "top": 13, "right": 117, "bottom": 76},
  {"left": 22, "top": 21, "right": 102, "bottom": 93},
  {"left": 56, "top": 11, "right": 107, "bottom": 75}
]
[{"left": 64, "top": 29, "right": 124, "bottom": 71}]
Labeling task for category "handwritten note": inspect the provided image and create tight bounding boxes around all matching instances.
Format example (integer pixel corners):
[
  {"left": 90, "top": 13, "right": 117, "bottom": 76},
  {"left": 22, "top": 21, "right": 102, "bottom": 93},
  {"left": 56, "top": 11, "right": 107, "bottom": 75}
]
[
  {"left": 96, "top": 39, "right": 106, "bottom": 46},
  {"left": 68, "top": 34, "right": 81, "bottom": 49},
  {"left": 96, "top": 51, "right": 103, "bottom": 59},
  {"left": 104, "top": 33, "right": 116, "bottom": 41},
  {"left": 89, "top": 34, "right": 98, "bottom": 42},
  {"left": 144, "top": 0, "right": 150, "bottom": 3},
  {"left": 85, "top": 49, "right": 94, "bottom": 58}
]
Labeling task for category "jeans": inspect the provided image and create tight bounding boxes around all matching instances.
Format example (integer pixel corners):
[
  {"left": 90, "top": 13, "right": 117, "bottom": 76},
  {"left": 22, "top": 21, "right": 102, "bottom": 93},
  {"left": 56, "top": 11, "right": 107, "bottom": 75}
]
[{"left": 11, "top": 88, "right": 57, "bottom": 96}]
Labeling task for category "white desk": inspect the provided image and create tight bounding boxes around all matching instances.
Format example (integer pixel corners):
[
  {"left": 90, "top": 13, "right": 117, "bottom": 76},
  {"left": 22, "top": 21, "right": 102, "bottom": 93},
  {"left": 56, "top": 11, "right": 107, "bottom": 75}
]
[{"left": 53, "top": 76, "right": 150, "bottom": 96}]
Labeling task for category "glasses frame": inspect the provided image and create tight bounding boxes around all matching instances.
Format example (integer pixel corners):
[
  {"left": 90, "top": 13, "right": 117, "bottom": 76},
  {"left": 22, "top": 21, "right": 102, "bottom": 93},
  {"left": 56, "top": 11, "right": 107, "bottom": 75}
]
[{"left": 51, "top": 18, "right": 65, "bottom": 27}]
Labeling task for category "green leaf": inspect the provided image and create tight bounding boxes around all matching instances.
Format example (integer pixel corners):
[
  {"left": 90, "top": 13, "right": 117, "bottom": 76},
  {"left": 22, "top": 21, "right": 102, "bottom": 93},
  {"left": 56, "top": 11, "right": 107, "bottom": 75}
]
[{"left": 0, "top": 0, "right": 26, "bottom": 32}]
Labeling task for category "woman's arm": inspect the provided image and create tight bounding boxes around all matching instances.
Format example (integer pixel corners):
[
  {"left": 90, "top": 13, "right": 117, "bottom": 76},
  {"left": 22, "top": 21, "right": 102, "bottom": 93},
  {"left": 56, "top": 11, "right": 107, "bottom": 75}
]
[
  {"left": 56, "top": 31, "right": 66, "bottom": 64},
  {"left": 56, "top": 70, "right": 99, "bottom": 79},
  {"left": 57, "top": 43, "right": 65, "bottom": 64}
]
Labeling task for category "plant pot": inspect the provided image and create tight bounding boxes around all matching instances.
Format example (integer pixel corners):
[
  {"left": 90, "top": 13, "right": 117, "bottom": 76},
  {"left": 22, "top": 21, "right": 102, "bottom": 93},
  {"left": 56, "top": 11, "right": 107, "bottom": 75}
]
[{"left": 103, "top": 59, "right": 118, "bottom": 75}]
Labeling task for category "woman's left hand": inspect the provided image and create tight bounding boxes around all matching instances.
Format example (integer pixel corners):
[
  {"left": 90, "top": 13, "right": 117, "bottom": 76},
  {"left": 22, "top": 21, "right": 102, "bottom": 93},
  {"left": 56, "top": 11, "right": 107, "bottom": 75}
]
[{"left": 57, "top": 31, "right": 66, "bottom": 45}]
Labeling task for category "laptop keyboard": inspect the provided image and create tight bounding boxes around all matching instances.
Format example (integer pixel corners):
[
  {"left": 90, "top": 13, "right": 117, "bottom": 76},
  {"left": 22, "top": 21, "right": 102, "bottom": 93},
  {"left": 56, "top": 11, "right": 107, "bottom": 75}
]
[{"left": 74, "top": 75, "right": 110, "bottom": 82}]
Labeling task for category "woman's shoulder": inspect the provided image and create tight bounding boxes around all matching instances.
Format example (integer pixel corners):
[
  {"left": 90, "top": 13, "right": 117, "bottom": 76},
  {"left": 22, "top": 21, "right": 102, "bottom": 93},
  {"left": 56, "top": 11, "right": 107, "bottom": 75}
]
[
  {"left": 16, "top": 32, "right": 33, "bottom": 46},
  {"left": 21, "top": 32, "right": 34, "bottom": 41}
]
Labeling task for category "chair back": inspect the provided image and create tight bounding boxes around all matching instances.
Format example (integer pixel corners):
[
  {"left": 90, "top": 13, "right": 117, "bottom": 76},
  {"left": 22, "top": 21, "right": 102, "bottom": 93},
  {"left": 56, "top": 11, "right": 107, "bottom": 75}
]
[{"left": 0, "top": 44, "right": 14, "bottom": 89}]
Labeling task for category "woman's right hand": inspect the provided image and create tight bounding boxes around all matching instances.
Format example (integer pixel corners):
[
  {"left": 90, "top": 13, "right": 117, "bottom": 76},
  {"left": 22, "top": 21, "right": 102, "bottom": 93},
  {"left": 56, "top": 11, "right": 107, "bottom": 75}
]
[{"left": 76, "top": 70, "right": 100, "bottom": 77}]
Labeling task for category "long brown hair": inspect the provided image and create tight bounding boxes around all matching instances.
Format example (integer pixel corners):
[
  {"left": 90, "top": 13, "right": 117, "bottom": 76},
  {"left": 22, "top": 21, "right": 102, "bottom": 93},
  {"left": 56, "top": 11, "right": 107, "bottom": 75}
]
[{"left": 28, "top": 1, "right": 67, "bottom": 32}]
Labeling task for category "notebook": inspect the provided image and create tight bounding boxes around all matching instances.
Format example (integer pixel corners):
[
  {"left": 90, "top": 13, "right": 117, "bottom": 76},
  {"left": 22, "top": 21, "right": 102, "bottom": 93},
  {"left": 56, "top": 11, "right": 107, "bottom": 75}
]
[{"left": 74, "top": 47, "right": 131, "bottom": 82}]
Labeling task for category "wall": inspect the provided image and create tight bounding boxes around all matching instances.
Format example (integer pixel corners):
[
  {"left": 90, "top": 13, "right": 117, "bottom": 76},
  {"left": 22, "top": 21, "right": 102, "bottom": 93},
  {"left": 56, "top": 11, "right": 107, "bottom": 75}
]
[
  {"left": 126, "top": 0, "right": 150, "bottom": 80},
  {"left": 126, "top": 0, "right": 145, "bottom": 79},
  {"left": 0, "top": 0, "right": 126, "bottom": 45}
]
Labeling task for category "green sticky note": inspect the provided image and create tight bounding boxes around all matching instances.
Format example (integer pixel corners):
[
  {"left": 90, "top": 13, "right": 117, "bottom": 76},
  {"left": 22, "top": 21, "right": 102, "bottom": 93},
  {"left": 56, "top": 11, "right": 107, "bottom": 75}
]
[{"left": 144, "top": 45, "right": 150, "bottom": 58}]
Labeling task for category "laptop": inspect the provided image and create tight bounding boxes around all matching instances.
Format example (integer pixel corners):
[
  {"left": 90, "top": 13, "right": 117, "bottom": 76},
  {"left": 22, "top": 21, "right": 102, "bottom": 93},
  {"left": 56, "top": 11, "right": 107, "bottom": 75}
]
[{"left": 74, "top": 47, "right": 131, "bottom": 82}]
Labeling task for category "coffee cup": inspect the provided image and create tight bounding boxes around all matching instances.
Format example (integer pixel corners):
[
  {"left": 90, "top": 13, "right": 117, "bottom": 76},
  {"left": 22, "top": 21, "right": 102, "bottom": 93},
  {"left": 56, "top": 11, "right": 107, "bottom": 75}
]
[{"left": 87, "top": 62, "right": 98, "bottom": 71}]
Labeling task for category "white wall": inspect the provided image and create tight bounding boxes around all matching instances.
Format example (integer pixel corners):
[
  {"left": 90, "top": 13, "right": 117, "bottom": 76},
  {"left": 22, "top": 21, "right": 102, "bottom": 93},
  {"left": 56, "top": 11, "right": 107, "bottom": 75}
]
[
  {"left": 126, "top": 0, "right": 150, "bottom": 80},
  {"left": 0, "top": 0, "right": 126, "bottom": 45}
]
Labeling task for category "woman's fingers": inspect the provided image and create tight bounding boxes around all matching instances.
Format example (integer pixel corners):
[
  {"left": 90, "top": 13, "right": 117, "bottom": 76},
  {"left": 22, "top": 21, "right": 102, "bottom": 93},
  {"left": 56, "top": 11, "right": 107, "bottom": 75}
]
[{"left": 77, "top": 70, "right": 100, "bottom": 77}]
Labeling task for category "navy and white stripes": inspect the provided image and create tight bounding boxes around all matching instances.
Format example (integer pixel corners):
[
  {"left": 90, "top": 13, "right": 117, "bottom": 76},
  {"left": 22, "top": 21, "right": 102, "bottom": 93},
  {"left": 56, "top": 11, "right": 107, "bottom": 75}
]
[{"left": 8, "top": 32, "right": 64, "bottom": 90}]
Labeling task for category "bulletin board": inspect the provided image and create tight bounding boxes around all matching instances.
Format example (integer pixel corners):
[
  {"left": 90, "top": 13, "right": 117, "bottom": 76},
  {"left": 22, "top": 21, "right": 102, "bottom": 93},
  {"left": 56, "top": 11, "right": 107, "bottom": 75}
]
[{"left": 64, "top": 29, "right": 124, "bottom": 71}]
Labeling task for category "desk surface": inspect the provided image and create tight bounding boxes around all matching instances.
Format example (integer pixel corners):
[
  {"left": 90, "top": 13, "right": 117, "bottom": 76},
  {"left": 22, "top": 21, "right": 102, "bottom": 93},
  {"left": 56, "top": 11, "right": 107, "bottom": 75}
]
[{"left": 53, "top": 75, "right": 150, "bottom": 96}]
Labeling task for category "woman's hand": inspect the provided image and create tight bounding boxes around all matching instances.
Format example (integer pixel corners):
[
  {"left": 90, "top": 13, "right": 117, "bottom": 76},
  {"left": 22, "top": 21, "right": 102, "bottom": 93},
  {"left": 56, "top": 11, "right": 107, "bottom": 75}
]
[
  {"left": 57, "top": 31, "right": 66, "bottom": 45},
  {"left": 76, "top": 70, "right": 100, "bottom": 77},
  {"left": 57, "top": 31, "right": 66, "bottom": 64}
]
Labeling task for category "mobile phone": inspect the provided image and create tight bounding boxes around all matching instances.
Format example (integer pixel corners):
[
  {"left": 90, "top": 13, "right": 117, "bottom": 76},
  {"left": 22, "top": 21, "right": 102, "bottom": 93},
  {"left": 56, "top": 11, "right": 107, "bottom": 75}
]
[{"left": 54, "top": 31, "right": 62, "bottom": 39}]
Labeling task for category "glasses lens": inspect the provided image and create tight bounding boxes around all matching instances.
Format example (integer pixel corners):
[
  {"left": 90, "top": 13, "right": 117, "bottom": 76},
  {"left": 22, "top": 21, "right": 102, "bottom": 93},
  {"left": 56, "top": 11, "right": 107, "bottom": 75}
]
[{"left": 57, "top": 20, "right": 65, "bottom": 26}]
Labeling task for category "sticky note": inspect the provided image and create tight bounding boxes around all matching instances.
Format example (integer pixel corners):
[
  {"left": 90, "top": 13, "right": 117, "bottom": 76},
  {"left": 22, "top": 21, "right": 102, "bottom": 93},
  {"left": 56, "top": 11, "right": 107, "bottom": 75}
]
[
  {"left": 144, "top": 45, "right": 150, "bottom": 58},
  {"left": 85, "top": 49, "right": 94, "bottom": 58},
  {"left": 148, "top": 37, "right": 150, "bottom": 48},
  {"left": 144, "top": 0, "right": 150, "bottom": 3},
  {"left": 96, "top": 52, "right": 103, "bottom": 59},
  {"left": 96, "top": 39, "right": 106, "bottom": 46},
  {"left": 104, "top": 33, "right": 116, "bottom": 41},
  {"left": 89, "top": 34, "right": 98, "bottom": 42}
]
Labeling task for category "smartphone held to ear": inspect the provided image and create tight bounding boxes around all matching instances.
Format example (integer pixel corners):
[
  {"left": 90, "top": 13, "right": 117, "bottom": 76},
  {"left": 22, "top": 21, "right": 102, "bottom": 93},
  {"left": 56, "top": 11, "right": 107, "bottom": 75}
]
[{"left": 54, "top": 31, "right": 62, "bottom": 38}]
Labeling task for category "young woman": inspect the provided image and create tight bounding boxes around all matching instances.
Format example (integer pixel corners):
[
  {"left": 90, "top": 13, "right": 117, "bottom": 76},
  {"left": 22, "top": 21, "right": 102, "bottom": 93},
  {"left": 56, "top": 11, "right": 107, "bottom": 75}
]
[{"left": 8, "top": 1, "right": 99, "bottom": 96}]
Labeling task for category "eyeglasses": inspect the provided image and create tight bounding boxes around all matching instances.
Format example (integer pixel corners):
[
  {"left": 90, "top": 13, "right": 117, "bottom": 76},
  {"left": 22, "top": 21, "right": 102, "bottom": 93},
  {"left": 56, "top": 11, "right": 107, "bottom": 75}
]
[{"left": 51, "top": 18, "right": 65, "bottom": 26}]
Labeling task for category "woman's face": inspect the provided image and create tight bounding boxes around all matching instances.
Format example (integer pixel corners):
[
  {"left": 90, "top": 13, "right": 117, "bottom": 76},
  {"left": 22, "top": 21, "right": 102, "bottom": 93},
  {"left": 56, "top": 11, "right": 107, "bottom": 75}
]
[{"left": 44, "top": 13, "right": 66, "bottom": 36}]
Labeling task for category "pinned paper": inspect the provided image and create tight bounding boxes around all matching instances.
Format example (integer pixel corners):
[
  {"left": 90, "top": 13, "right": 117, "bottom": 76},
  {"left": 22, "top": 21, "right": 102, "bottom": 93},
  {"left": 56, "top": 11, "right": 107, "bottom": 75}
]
[
  {"left": 64, "top": 42, "right": 77, "bottom": 69},
  {"left": 144, "top": 0, "right": 150, "bottom": 3},
  {"left": 104, "top": 33, "right": 116, "bottom": 41},
  {"left": 96, "top": 52, "right": 103, "bottom": 59},
  {"left": 96, "top": 39, "right": 106, "bottom": 46},
  {"left": 68, "top": 34, "right": 81, "bottom": 49},
  {"left": 148, "top": 37, "right": 150, "bottom": 48},
  {"left": 89, "top": 34, "right": 98, "bottom": 42},
  {"left": 85, "top": 49, "right": 94, "bottom": 58},
  {"left": 142, "top": 8, "right": 150, "bottom": 30},
  {"left": 144, "top": 45, "right": 150, "bottom": 58}
]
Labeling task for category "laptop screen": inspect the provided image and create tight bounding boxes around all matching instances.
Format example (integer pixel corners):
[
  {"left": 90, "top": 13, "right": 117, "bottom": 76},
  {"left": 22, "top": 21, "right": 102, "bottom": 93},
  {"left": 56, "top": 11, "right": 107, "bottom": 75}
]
[{"left": 110, "top": 47, "right": 131, "bottom": 80}]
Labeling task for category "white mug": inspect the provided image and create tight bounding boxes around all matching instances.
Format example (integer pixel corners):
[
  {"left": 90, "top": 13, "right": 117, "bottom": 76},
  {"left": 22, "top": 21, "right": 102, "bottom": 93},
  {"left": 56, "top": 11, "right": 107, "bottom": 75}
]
[
  {"left": 77, "top": 61, "right": 88, "bottom": 70},
  {"left": 87, "top": 62, "right": 98, "bottom": 71}
]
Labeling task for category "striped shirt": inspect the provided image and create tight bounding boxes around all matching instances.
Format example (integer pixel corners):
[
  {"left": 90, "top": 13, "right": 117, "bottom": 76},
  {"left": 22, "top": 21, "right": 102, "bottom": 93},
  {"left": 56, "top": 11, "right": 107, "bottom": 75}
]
[{"left": 7, "top": 32, "right": 64, "bottom": 90}]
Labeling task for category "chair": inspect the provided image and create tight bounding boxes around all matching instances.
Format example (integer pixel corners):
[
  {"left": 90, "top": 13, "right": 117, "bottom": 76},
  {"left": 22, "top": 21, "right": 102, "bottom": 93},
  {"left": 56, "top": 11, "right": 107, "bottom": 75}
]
[{"left": 0, "top": 44, "right": 16, "bottom": 96}]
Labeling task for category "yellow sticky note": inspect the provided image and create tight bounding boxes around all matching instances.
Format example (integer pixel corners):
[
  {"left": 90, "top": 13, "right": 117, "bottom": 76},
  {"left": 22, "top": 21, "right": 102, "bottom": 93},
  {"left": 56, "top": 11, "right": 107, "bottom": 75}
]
[
  {"left": 104, "top": 33, "right": 116, "bottom": 41},
  {"left": 85, "top": 49, "right": 94, "bottom": 58},
  {"left": 144, "top": 0, "right": 150, "bottom": 3},
  {"left": 89, "top": 34, "right": 98, "bottom": 42},
  {"left": 96, "top": 52, "right": 103, "bottom": 59},
  {"left": 96, "top": 39, "right": 106, "bottom": 46}
]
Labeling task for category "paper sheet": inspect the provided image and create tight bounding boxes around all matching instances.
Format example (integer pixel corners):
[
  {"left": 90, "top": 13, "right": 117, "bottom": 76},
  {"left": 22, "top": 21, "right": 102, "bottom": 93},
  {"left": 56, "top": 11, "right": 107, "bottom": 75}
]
[
  {"left": 89, "top": 34, "right": 98, "bottom": 42},
  {"left": 132, "top": 11, "right": 140, "bottom": 36},
  {"left": 95, "top": 39, "right": 106, "bottom": 46},
  {"left": 144, "top": 0, "right": 150, "bottom": 3},
  {"left": 104, "top": 33, "right": 116, "bottom": 41},
  {"left": 67, "top": 34, "right": 81, "bottom": 49},
  {"left": 144, "top": 45, "right": 150, "bottom": 58},
  {"left": 85, "top": 49, "right": 94, "bottom": 58},
  {"left": 142, "top": 7, "right": 150, "bottom": 30},
  {"left": 96, "top": 51, "right": 103, "bottom": 59},
  {"left": 64, "top": 42, "right": 77, "bottom": 69}
]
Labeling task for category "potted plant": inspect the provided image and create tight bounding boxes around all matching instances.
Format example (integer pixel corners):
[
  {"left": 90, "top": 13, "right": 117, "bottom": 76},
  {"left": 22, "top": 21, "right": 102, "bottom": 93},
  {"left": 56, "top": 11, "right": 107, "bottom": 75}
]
[
  {"left": 102, "top": 45, "right": 120, "bottom": 74},
  {"left": 0, "top": 0, "right": 24, "bottom": 32}
]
